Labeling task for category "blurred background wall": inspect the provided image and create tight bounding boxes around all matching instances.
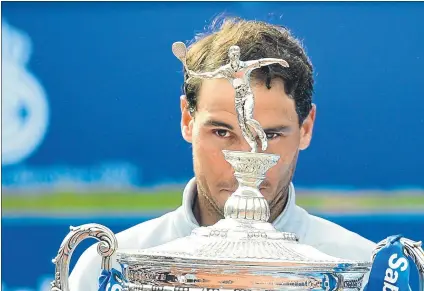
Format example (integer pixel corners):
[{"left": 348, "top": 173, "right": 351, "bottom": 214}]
[{"left": 2, "top": 2, "right": 424, "bottom": 291}]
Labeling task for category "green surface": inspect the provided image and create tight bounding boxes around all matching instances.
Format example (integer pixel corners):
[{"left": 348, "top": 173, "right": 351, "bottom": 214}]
[
  {"left": 295, "top": 194, "right": 424, "bottom": 211},
  {"left": 3, "top": 190, "right": 424, "bottom": 212},
  {"left": 3, "top": 191, "right": 183, "bottom": 211}
]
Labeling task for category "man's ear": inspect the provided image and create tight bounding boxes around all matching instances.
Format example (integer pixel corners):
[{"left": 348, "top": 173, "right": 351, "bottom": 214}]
[
  {"left": 180, "top": 95, "right": 194, "bottom": 143},
  {"left": 299, "top": 104, "right": 316, "bottom": 150}
]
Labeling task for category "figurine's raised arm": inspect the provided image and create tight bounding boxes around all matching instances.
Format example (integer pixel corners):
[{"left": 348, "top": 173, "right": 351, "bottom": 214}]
[
  {"left": 172, "top": 41, "right": 230, "bottom": 81},
  {"left": 244, "top": 58, "right": 289, "bottom": 72}
]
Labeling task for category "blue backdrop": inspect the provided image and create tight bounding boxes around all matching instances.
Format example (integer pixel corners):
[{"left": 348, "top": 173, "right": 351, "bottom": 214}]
[{"left": 2, "top": 1, "right": 424, "bottom": 191}]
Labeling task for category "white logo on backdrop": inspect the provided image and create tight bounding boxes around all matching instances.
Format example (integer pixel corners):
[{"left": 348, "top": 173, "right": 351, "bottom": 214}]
[{"left": 2, "top": 21, "right": 49, "bottom": 165}]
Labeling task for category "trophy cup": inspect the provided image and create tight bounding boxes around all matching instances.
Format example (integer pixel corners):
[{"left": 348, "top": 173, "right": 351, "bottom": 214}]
[{"left": 50, "top": 42, "right": 424, "bottom": 291}]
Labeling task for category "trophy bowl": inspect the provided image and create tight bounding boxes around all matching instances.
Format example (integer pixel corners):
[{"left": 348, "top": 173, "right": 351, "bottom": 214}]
[{"left": 117, "top": 217, "right": 371, "bottom": 291}]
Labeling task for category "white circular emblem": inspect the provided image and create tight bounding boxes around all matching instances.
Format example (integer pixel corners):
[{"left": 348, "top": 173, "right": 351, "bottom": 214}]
[
  {"left": 2, "top": 21, "right": 49, "bottom": 166},
  {"left": 106, "top": 283, "right": 123, "bottom": 291}
]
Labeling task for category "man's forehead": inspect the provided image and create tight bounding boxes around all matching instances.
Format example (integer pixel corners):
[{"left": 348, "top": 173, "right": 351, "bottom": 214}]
[
  {"left": 196, "top": 79, "right": 297, "bottom": 122},
  {"left": 198, "top": 79, "right": 235, "bottom": 106}
]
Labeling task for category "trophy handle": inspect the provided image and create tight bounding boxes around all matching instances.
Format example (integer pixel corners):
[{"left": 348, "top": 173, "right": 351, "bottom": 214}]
[
  {"left": 401, "top": 238, "right": 424, "bottom": 291},
  {"left": 50, "top": 223, "right": 118, "bottom": 291},
  {"left": 373, "top": 237, "right": 424, "bottom": 291}
]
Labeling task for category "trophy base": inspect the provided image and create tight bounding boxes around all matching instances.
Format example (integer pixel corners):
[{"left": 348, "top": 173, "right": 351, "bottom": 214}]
[
  {"left": 222, "top": 150, "right": 280, "bottom": 222},
  {"left": 121, "top": 260, "right": 367, "bottom": 291}
]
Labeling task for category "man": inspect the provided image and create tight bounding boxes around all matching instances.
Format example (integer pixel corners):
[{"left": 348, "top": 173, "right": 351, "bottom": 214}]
[{"left": 69, "top": 16, "right": 376, "bottom": 290}]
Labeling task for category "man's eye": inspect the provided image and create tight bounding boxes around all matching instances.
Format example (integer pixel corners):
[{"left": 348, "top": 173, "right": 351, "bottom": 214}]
[
  {"left": 266, "top": 133, "right": 281, "bottom": 140},
  {"left": 214, "top": 129, "right": 230, "bottom": 138}
]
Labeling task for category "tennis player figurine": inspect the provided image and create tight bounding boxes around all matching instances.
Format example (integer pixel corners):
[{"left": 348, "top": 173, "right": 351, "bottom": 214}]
[{"left": 172, "top": 42, "right": 289, "bottom": 153}]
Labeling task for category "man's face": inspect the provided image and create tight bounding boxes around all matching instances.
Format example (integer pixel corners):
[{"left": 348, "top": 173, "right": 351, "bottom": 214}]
[{"left": 181, "top": 78, "right": 315, "bottom": 221}]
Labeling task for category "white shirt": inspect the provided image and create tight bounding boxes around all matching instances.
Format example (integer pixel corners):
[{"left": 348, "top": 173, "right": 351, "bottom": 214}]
[{"left": 69, "top": 178, "right": 376, "bottom": 291}]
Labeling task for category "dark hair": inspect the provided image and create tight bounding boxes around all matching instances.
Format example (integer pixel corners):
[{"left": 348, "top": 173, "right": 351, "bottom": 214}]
[{"left": 182, "top": 16, "right": 314, "bottom": 125}]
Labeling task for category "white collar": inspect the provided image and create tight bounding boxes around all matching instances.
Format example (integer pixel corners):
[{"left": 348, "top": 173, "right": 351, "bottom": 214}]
[{"left": 180, "top": 177, "right": 297, "bottom": 231}]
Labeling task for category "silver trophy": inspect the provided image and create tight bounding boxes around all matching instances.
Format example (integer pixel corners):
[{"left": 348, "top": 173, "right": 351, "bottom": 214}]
[{"left": 50, "top": 42, "right": 424, "bottom": 291}]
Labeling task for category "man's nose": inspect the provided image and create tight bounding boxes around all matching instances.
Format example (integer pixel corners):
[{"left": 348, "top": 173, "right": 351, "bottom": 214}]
[
  {"left": 239, "top": 138, "right": 252, "bottom": 152},
  {"left": 238, "top": 135, "right": 262, "bottom": 152}
]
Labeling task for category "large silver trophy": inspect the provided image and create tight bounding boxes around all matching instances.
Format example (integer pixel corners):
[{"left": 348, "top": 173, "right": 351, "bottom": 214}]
[{"left": 50, "top": 42, "right": 424, "bottom": 291}]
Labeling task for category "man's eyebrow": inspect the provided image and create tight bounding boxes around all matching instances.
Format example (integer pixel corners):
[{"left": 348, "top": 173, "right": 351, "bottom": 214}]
[
  {"left": 203, "top": 119, "right": 234, "bottom": 130},
  {"left": 263, "top": 125, "right": 292, "bottom": 132}
]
